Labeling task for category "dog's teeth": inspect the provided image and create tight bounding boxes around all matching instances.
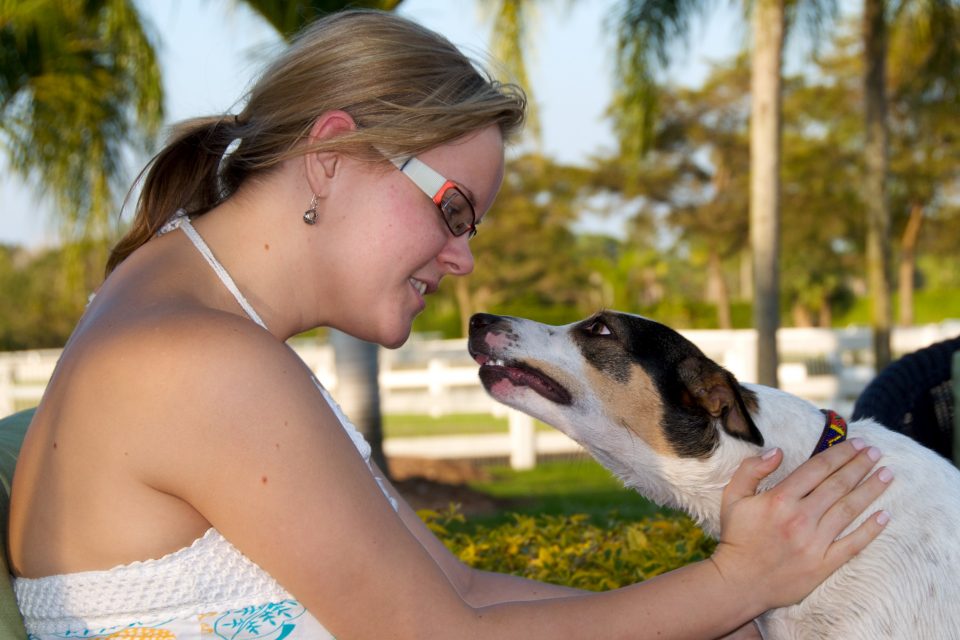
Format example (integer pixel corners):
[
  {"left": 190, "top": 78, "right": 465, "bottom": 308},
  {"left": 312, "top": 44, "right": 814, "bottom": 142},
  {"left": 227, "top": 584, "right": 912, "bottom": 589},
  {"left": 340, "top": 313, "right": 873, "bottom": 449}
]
[{"left": 484, "top": 358, "right": 505, "bottom": 367}]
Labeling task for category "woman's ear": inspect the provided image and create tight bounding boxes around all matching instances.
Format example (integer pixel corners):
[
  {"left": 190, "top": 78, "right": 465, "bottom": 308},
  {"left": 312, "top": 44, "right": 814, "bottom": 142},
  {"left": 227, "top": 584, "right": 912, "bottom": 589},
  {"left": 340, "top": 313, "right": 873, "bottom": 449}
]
[{"left": 304, "top": 110, "right": 356, "bottom": 196}]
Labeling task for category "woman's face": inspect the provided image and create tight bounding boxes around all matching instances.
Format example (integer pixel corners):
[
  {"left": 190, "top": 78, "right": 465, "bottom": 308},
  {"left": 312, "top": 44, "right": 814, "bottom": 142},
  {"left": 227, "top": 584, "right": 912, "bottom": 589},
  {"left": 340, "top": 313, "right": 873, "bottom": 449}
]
[{"left": 319, "top": 125, "right": 505, "bottom": 347}]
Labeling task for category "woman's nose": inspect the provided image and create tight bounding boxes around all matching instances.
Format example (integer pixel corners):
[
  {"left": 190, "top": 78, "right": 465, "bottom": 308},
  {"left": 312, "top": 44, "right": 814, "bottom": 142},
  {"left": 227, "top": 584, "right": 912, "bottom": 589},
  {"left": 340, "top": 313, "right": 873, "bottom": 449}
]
[{"left": 439, "top": 234, "right": 474, "bottom": 276}]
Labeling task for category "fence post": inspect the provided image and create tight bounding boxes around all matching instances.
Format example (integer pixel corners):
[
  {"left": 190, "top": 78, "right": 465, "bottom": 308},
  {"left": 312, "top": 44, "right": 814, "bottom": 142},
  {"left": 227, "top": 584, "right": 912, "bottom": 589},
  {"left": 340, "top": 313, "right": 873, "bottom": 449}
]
[
  {"left": 427, "top": 358, "right": 444, "bottom": 418},
  {"left": 508, "top": 409, "right": 536, "bottom": 470}
]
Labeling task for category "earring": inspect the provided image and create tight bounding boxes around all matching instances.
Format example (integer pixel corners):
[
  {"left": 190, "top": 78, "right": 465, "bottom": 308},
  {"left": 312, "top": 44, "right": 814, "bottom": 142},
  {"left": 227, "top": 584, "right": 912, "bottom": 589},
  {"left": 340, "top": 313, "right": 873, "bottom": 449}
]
[{"left": 303, "top": 194, "right": 319, "bottom": 225}]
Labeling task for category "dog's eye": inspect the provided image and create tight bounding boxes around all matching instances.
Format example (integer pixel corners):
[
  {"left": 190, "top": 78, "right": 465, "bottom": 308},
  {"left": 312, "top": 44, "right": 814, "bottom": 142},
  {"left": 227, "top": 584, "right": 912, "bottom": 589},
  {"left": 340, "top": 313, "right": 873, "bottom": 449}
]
[{"left": 584, "top": 319, "right": 611, "bottom": 336}]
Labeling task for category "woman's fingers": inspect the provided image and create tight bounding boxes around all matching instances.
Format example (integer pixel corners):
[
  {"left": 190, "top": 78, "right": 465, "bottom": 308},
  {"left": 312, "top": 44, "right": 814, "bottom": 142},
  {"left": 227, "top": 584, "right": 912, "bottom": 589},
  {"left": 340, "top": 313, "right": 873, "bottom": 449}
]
[
  {"left": 774, "top": 438, "right": 873, "bottom": 500},
  {"left": 723, "top": 447, "right": 783, "bottom": 505},
  {"left": 818, "top": 465, "right": 894, "bottom": 542},
  {"left": 801, "top": 442, "right": 883, "bottom": 511},
  {"left": 824, "top": 506, "right": 892, "bottom": 569}
]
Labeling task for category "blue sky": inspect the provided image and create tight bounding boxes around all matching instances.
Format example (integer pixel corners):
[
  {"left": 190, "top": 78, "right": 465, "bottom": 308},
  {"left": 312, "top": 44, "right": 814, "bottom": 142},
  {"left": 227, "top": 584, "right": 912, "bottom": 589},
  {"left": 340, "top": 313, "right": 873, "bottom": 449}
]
[{"left": 1, "top": 0, "right": 745, "bottom": 248}]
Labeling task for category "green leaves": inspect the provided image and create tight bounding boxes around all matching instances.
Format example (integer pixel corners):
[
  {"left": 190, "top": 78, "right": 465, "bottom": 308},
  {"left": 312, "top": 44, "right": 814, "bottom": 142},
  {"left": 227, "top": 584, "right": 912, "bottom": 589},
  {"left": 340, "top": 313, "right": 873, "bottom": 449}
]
[
  {"left": 0, "top": 0, "right": 163, "bottom": 241},
  {"left": 240, "top": 0, "right": 404, "bottom": 39},
  {"left": 421, "top": 506, "right": 716, "bottom": 589}
]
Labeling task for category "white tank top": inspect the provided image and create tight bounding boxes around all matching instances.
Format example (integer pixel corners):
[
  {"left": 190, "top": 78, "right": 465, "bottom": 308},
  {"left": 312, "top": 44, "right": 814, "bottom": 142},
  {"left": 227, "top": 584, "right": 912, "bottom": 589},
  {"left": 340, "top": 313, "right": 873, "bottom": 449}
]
[{"left": 14, "top": 212, "right": 396, "bottom": 639}]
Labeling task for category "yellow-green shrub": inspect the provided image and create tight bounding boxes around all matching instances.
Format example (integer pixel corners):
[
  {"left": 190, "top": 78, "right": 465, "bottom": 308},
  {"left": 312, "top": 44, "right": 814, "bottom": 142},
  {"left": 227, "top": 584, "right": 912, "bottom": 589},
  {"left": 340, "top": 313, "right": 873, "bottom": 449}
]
[{"left": 420, "top": 507, "right": 715, "bottom": 591}]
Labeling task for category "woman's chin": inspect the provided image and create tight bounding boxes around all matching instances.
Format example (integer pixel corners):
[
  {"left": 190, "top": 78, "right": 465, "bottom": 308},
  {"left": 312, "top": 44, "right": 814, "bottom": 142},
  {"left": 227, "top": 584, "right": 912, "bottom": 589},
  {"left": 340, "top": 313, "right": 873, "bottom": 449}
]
[
  {"left": 373, "top": 319, "right": 414, "bottom": 350},
  {"left": 380, "top": 328, "right": 412, "bottom": 350}
]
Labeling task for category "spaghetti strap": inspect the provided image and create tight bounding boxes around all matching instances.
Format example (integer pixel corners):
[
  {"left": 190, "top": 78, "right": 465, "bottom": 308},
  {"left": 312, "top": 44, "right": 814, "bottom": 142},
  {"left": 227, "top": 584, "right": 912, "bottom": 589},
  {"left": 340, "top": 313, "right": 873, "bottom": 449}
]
[
  {"left": 160, "top": 209, "right": 397, "bottom": 511},
  {"left": 162, "top": 209, "right": 268, "bottom": 330}
]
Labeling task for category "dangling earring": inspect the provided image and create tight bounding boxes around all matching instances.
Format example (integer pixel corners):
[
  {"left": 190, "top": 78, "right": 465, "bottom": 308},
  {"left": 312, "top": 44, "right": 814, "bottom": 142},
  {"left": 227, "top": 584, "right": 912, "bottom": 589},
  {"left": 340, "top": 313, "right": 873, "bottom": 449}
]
[{"left": 303, "top": 194, "right": 319, "bottom": 225}]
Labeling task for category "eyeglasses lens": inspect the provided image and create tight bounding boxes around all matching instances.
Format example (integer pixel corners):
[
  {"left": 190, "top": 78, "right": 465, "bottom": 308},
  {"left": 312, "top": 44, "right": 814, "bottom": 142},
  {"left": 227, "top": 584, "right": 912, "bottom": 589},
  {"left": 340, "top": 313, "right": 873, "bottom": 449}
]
[{"left": 439, "top": 188, "right": 476, "bottom": 238}]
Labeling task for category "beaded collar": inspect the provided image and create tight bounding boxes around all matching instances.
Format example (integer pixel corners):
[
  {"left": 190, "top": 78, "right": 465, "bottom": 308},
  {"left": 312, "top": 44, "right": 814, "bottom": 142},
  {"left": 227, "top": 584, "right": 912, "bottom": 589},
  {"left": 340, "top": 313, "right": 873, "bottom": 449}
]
[{"left": 811, "top": 409, "right": 848, "bottom": 457}]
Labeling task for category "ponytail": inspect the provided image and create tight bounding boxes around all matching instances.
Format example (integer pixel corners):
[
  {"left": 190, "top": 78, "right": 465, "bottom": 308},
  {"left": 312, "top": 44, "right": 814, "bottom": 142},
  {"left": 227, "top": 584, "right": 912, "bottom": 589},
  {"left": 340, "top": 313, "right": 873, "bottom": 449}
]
[{"left": 106, "top": 117, "right": 246, "bottom": 274}]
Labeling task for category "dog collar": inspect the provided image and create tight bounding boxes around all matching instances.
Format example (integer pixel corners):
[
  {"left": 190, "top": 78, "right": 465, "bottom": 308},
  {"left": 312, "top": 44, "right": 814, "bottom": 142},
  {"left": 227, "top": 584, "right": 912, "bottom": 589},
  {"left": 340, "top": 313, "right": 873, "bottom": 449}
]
[{"left": 811, "top": 409, "right": 848, "bottom": 457}]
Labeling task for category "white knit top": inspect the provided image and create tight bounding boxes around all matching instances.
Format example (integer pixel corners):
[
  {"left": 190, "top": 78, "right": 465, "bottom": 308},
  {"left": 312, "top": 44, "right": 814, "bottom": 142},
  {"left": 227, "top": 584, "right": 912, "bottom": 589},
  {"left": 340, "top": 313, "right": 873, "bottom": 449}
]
[
  {"left": 13, "top": 215, "right": 397, "bottom": 638},
  {"left": 14, "top": 530, "right": 333, "bottom": 639}
]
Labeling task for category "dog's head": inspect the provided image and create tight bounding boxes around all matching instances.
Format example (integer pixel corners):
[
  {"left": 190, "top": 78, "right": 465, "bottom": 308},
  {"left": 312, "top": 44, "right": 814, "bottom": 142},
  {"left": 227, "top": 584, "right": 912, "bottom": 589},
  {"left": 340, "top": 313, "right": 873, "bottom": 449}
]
[{"left": 467, "top": 311, "right": 763, "bottom": 469}]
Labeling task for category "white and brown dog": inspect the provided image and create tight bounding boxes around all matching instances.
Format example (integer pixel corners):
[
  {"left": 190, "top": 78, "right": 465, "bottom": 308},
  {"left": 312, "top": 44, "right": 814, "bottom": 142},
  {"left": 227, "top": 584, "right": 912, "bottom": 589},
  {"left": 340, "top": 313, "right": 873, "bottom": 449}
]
[{"left": 467, "top": 310, "right": 960, "bottom": 639}]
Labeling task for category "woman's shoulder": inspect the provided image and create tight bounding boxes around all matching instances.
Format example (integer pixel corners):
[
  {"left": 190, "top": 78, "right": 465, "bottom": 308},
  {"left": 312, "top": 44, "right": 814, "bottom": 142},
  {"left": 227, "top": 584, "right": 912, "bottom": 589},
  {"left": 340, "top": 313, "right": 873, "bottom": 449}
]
[
  {"left": 83, "top": 303, "right": 291, "bottom": 375},
  {"left": 57, "top": 303, "right": 335, "bottom": 471},
  {"left": 60, "top": 304, "right": 317, "bottom": 430}
]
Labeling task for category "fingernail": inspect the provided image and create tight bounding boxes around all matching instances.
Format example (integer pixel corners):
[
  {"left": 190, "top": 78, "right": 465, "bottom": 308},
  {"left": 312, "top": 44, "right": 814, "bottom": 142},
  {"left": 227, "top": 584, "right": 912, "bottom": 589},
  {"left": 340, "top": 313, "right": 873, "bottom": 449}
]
[
  {"left": 850, "top": 437, "right": 866, "bottom": 451},
  {"left": 867, "top": 447, "right": 883, "bottom": 462},
  {"left": 877, "top": 467, "right": 894, "bottom": 483},
  {"left": 876, "top": 511, "right": 891, "bottom": 526},
  {"left": 761, "top": 448, "right": 779, "bottom": 461}
]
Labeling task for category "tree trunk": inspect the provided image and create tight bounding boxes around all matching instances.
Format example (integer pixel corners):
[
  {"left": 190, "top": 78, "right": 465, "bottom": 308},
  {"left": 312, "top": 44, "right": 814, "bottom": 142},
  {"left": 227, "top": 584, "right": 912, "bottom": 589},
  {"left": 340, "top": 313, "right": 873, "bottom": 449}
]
[
  {"left": 708, "top": 248, "right": 732, "bottom": 329},
  {"left": 792, "top": 302, "right": 814, "bottom": 328},
  {"left": 818, "top": 294, "right": 833, "bottom": 327},
  {"left": 329, "top": 330, "right": 389, "bottom": 476},
  {"left": 898, "top": 202, "right": 924, "bottom": 327},
  {"left": 740, "top": 248, "right": 753, "bottom": 301},
  {"left": 749, "top": 0, "right": 785, "bottom": 387},
  {"left": 863, "top": 0, "right": 893, "bottom": 369}
]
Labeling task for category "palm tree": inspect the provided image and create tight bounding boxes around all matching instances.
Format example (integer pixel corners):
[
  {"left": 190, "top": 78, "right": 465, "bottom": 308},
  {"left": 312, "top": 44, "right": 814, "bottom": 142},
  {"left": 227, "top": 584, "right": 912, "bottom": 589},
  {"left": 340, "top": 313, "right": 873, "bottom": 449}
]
[
  {"left": 861, "top": 0, "right": 959, "bottom": 369},
  {"left": 483, "top": 0, "right": 541, "bottom": 143},
  {"left": 747, "top": 0, "right": 786, "bottom": 386},
  {"left": 0, "top": 0, "right": 163, "bottom": 245},
  {"left": 610, "top": 0, "right": 834, "bottom": 386},
  {"left": 241, "top": 0, "right": 402, "bottom": 38},
  {"left": 485, "top": 0, "right": 839, "bottom": 386},
  {"left": 862, "top": 0, "right": 893, "bottom": 370},
  {"left": 886, "top": 1, "right": 960, "bottom": 327},
  {"left": 493, "top": 0, "right": 960, "bottom": 380}
]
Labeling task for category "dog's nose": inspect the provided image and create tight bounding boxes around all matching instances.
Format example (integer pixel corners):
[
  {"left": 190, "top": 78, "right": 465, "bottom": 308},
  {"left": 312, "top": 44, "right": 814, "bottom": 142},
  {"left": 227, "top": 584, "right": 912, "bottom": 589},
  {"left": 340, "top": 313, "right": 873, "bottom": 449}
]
[{"left": 469, "top": 313, "right": 501, "bottom": 333}]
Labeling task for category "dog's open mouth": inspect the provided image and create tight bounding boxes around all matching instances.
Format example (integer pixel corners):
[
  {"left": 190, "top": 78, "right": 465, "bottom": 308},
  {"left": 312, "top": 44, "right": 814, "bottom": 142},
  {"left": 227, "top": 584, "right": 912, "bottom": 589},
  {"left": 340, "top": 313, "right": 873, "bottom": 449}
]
[{"left": 473, "top": 354, "right": 572, "bottom": 405}]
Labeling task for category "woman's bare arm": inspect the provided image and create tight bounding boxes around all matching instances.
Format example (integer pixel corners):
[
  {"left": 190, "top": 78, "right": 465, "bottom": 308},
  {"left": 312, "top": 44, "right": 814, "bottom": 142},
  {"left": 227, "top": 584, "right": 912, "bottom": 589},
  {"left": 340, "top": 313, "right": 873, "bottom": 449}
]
[{"left": 375, "top": 462, "right": 583, "bottom": 605}]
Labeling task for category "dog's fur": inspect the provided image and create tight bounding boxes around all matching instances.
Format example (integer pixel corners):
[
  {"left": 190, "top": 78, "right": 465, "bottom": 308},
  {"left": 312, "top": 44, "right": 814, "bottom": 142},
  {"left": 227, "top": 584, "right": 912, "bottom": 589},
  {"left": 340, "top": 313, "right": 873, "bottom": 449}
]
[{"left": 468, "top": 310, "right": 960, "bottom": 639}]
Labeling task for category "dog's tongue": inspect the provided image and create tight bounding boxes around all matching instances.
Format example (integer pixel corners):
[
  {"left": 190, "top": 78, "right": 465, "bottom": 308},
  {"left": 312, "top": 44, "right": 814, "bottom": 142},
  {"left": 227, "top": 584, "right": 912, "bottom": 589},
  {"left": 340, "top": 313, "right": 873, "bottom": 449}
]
[
  {"left": 480, "top": 362, "right": 572, "bottom": 405},
  {"left": 504, "top": 366, "right": 549, "bottom": 391}
]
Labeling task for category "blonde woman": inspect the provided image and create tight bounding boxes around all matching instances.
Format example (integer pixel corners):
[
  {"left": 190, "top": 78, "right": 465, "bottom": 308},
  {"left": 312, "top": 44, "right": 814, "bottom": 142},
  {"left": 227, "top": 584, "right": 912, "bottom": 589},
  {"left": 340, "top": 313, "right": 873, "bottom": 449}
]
[{"left": 8, "top": 10, "right": 891, "bottom": 640}]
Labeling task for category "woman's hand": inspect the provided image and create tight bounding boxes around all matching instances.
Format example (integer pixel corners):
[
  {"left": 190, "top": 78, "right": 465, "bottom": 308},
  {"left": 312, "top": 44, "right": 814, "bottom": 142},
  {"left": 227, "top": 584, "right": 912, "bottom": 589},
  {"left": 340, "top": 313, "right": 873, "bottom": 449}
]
[{"left": 710, "top": 439, "right": 892, "bottom": 611}]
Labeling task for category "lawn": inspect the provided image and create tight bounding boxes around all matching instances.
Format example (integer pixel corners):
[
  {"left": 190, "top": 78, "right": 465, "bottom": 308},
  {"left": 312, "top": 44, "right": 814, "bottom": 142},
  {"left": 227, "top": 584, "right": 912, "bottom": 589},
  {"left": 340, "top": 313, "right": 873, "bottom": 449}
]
[
  {"left": 384, "top": 413, "right": 683, "bottom": 525},
  {"left": 383, "top": 412, "right": 551, "bottom": 438},
  {"left": 465, "top": 458, "right": 674, "bottom": 525}
]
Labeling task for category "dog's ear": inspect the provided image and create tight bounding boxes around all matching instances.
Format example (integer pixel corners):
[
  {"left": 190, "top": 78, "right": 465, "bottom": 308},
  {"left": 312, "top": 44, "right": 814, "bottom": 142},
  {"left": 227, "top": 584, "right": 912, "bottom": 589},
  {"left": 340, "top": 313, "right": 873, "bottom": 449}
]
[{"left": 678, "top": 357, "right": 764, "bottom": 446}]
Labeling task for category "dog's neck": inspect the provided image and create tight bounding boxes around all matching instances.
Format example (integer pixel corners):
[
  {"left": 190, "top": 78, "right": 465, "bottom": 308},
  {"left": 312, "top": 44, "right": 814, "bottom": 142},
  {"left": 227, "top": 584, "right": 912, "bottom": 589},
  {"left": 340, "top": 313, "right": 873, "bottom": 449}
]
[
  {"left": 635, "top": 385, "right": 838, "bottom": 537},
  {"left": 743, "top": 384, "right": 846, "bottom": 481}
]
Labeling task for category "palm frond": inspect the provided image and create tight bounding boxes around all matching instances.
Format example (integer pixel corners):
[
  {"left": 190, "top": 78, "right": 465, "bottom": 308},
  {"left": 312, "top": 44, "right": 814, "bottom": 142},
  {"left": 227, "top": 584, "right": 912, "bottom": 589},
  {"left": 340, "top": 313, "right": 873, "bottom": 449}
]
[
  {"left": 610, "top": 0, "right": 710, "bottom": 158},
  {"left": 238, "top": 0, "right": 404, "bottom": 39},
  {"left": 0, "top": 0, "right": 163, "bottom": 240},
  {"left": 486, "top": 0, "right": 541, "bottom": 143}
]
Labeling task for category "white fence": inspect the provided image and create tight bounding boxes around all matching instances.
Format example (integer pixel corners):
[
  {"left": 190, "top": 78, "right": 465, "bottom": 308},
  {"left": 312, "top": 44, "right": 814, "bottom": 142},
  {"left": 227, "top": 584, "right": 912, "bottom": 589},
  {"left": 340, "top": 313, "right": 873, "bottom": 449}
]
[{"left": 3, "top": 322, "right": 959, "bottom": 467}]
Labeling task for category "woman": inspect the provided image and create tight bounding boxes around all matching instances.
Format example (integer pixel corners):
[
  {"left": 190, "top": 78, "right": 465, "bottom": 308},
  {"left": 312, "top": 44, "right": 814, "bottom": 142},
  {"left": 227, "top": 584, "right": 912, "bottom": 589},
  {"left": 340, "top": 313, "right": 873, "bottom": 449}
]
[{"left": 8, "top": 10, "right": 891, "bottom": 639}]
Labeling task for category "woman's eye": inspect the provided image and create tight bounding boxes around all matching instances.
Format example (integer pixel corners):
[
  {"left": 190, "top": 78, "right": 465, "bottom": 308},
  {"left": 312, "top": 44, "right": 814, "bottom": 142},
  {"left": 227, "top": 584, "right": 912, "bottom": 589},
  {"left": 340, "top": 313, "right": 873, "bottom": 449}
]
[{"left": 585, "top": 319, "right": 611, "bottom": 336}]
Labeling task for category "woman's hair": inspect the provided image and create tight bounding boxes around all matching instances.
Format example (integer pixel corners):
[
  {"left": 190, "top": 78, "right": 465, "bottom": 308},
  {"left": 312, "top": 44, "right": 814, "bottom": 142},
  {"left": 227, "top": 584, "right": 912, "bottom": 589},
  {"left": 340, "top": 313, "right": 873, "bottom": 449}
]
[{"left": 106, "top": 9, "right": 526, "bottom": 274}]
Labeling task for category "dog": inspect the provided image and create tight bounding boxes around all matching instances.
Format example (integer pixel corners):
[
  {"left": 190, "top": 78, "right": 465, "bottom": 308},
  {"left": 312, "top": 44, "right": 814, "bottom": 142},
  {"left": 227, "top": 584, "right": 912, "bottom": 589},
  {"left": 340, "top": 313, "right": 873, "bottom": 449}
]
[{"left": 467, "top": 310, "right": 960, "bottom": 639}]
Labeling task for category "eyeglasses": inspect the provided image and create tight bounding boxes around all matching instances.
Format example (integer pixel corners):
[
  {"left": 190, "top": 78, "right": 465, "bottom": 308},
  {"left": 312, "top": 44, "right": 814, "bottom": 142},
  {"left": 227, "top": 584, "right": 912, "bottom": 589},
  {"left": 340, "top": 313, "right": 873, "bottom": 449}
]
[{"left": 390, "top": 155, "right": 477, "bottom": 239}]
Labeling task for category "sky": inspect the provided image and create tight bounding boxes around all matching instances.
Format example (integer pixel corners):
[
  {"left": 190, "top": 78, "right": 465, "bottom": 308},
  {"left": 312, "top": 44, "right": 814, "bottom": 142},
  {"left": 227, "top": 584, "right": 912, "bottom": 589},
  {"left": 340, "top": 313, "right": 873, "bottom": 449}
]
[{"left": 0, "top": 0, "right": 747, "bottom": 248}]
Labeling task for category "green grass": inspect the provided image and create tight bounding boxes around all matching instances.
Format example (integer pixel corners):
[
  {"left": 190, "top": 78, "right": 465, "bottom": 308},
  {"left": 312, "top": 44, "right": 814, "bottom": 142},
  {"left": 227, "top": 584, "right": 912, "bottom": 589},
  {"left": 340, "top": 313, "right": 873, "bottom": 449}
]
[
  {"left": 383, "top": 416, "right": 673, "bottom": 524},
  {"left": 833, "top": 288, "right": 960, "bottom": 327},
  {"left": 383, "top": 413, "right": 551, "bottom": 438},
  {"left": 466, "top": 459, "right": 671, "bottom": 526}
]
